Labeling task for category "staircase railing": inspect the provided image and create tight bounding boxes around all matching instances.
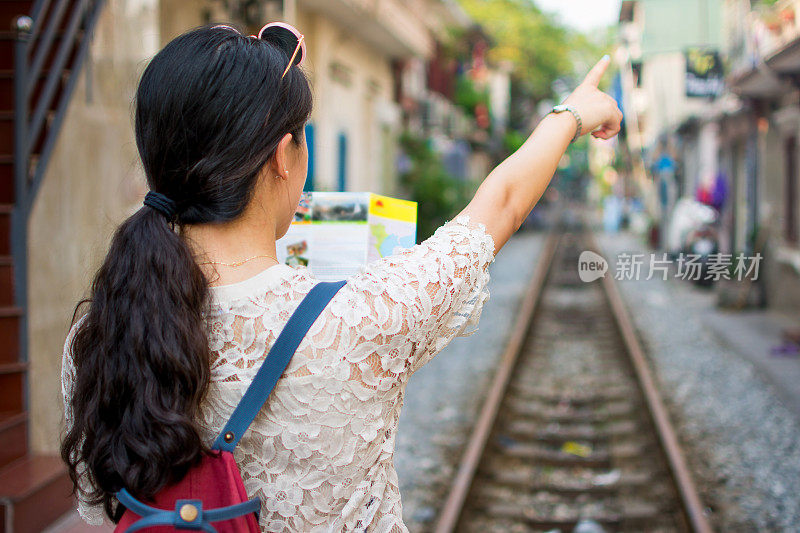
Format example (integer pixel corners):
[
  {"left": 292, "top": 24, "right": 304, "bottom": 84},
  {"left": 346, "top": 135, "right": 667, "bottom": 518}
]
[{"left": 12, "top": 0, "right": 106, "bottom": 360}]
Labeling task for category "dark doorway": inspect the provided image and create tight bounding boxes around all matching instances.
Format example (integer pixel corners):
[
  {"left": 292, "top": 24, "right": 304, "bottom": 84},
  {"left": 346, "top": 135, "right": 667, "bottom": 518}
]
[{"left": 786, "top": 136, "right": 799, "bottom": 244}]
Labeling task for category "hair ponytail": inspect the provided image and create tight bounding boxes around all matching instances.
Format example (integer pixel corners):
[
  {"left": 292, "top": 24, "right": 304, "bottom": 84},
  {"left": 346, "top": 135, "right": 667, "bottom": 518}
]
[
  {"left": 62, "top": 207, "right": 211, "bottom": 519},
  {"left": 61, "top": 23, "right": 313, "bottom": 521}
]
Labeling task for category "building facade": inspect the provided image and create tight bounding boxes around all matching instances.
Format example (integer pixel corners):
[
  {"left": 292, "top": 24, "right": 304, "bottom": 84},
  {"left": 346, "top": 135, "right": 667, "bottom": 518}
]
[
  {"left": 725, "top": 0, "right": 800, "bottom": 310},
  {"left": 617, "top": 0, "right": 800, "bottom": 313}
]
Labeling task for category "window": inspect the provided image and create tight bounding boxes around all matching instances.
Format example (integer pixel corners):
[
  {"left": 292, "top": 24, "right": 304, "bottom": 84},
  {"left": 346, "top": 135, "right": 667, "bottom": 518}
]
[
  {"left": 785, "top": 136, "right": 798, "bottom": 244},
  {"left": 337, "top": 131, "right": 348, "bottom": 192},
  {"left": 304, "top": 123, "right": 315, "bottom": 192}
]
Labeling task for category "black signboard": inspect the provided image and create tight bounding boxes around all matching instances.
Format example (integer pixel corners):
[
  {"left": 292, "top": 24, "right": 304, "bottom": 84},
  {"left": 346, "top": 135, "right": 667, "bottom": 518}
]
[{"left": 685, "top": 48, "right": 724, "bottom": 98}]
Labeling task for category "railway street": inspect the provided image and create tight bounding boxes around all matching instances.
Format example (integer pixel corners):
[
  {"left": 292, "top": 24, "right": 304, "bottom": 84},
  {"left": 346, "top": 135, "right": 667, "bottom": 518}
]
[{"left": 10, "top": 0, "right": 800, "bottom": 531}]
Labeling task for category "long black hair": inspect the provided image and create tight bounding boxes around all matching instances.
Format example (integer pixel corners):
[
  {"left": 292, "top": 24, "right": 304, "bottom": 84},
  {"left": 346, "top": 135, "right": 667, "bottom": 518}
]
[{"left": 60, "top": 24, "right": 313, "bottom": 521}]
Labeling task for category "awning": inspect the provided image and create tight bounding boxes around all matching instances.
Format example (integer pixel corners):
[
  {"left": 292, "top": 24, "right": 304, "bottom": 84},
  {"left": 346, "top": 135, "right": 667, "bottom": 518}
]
[
  {"left": 728, "top": 61, "right": 784, "bottom": 99},
  {"left": 767, "top": 35, "right": 800, "bottom": 74},
  {"left": 729, "top": 34, "right": 800, "bottom": 98}
]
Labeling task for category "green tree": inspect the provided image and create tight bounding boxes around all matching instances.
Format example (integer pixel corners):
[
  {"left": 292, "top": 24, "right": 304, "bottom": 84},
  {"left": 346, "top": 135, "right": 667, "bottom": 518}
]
[
  {"left": 398, "top": 133, "right": 473, "bottom": 241},
  {"left": 457, "top": 0, "right": 572, "bottom": 100},
  {"left": 457, "top": 0, "right": 614, "bottom": 117}
]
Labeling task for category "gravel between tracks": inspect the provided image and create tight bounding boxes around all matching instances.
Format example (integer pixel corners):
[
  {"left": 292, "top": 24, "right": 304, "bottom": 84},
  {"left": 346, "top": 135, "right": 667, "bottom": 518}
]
[
  {"left": 395, "top": 231, "right": 546, "bottom": 532},
  {"left": 597, "top": 231, "right": 800, "bottom": 532}
]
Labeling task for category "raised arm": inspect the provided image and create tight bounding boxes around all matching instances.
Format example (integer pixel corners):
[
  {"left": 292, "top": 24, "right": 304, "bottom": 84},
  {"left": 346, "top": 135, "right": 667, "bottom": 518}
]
[{"left": 459, "top": 56, "right": 623, "bottom": 253}]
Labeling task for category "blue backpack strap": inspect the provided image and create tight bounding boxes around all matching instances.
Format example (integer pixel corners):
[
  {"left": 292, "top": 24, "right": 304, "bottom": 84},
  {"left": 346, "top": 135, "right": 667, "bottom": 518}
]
[
  {"left": 212, "top": 280, "right": 347, "bottom": 452},
  {"left": 117, "top": 488, "right": 261, "bottom": 533}
]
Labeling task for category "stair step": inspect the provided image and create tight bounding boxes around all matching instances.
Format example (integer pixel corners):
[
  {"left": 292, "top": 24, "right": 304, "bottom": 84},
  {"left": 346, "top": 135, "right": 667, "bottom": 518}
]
[
  {"left": 0, "top": 361, "right": 26, "bottom": 372},
  {"left": 0, "top": 28, "right": 85, "bottom": 71},
  {"left": 0, "top": 455, "right": 74, "bottom": 533},
  {"left": 0, "top": 109, "right": 50, "bottom": 158},
  {"left": 0, "top": 204, "right": 10, "bottom": 255},
  {"left": 0, "top": 155, "right": 13, "bottom": 203},
  {"left": 0, "top": 68, "right": 69, "bottom": 115},
  {"left": 0, "top": 411, "right": 26, "bottom": 469},
  {"left": 0, "top": 110, "right": 12, "bottom": 152},
  {"left": 0, "top": 31, "right": 14, "bottom": 71},
  {"left": 0, "top": 303, "right": 20, "bottom": 364},
  {"left": 0, "top": 353, "right": 25, "bottom": 412},
  {"left": 0, "top": 255, "right": 14, "bottom": 306}
]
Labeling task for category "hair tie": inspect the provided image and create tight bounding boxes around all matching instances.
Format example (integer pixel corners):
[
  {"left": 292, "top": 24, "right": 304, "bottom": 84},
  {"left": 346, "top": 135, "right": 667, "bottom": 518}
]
[{"left": 143, "top": 191, "right": 177, "bottom": 220}]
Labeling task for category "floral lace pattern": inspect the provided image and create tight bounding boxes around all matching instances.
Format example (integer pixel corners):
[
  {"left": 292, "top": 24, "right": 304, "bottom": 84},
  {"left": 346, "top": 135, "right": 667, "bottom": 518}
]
[{"left": 62, "top": 216, "right": 495, "bottom": 531}]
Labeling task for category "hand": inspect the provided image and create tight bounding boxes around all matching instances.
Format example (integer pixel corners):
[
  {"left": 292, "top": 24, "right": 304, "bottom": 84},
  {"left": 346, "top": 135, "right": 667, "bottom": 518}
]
[{"left": 562, "top": 56, "right": 623, "bottom": 140}]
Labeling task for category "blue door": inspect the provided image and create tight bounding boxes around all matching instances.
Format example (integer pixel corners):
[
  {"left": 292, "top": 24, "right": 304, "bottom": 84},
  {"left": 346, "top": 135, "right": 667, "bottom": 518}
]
[
  {"left": 337, "top": 131, "right": 347, "bottom": 192},
  {"left": 304, "top": 122, "right": 315, "bottom": 191}
]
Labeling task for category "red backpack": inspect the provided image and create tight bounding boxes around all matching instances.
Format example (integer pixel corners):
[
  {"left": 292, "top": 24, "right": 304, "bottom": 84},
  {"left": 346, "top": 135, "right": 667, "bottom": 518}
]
[{"left": 114, "top": 281, "right": 346, "bottom": 532}]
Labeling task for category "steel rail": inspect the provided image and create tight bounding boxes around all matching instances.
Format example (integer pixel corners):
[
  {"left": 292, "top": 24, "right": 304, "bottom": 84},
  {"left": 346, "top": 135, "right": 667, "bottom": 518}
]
[
  {"left": 592, "top": 232, "right": 713, "bottom": 533},
  {"left": 434, "top": 228, "right": 713, "bottom": 533},
  {"left": 433, "top": 231, "right": 560, "bottom": 533}
]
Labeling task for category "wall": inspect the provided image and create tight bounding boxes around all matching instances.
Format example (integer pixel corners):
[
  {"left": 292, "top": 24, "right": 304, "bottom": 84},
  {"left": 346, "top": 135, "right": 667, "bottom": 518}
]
[
  {"left": 640, "top": 0, "right": 723, "bottom": 57},
  {"left": 766, "top": 103, "right": 800, "bottom": 311},
  {"left": 26, "top": 0, "right": 207, "bottom": 454},
  {"left": 639, "top": 53, "right": 711, "bottom": 148},
  {"left": 159, "top": 0, "right": 206, "bottom": 44},
  {"left": 301, "top": 9, "right": 399, "bottom": 193},
  {"left": 625, "top": 0, "right": 724, "bottom": 150}
]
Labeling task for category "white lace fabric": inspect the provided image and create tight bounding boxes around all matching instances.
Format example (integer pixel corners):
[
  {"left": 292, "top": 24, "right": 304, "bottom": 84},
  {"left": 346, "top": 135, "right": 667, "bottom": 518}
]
[{"left": 62, "top": 216, "right": 495, "bottom": 532}]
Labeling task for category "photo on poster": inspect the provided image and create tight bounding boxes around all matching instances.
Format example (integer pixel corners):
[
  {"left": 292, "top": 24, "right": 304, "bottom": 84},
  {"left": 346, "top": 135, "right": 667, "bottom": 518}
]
[
  {"left": 311, "top": 192, "right": 369, "bottom": 222},
  {"left": 294, "top": 192, "right": 313, "bottom": 222},
  {"left": 285, "top": 239, "right": 309, "bottom": 267}
]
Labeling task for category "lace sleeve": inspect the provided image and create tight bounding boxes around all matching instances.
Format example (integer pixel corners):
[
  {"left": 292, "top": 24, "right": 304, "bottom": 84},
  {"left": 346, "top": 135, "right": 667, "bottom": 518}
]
[
  {"left": 61, "top": 319, "right": 108, "bottom": 526},
  {"left": 343, "top": 215, "right": 495, "bottom": 379}
]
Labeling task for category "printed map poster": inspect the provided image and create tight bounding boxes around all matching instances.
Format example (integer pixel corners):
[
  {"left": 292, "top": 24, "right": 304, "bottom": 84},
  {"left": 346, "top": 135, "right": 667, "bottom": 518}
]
[
  {"left": 367, "top": 194, "right": 417, "bottom": 263},
  {"left": 276, "top": 192, "right": 417, "bottom": 281}
]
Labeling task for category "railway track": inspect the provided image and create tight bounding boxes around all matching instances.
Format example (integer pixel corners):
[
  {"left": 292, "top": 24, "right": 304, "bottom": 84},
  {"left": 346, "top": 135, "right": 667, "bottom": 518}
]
[{"left": 434, "top": 230, "right": 712, "bottom": 533}]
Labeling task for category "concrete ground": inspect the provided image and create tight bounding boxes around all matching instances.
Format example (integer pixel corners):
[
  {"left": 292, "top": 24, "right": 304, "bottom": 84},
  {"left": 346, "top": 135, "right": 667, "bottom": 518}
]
[
  {"left": 42, "top": 512, "right": 110, "bottom": 533},
  {"left": 702, "top": 309, "right": 800, "bottom": 414}
]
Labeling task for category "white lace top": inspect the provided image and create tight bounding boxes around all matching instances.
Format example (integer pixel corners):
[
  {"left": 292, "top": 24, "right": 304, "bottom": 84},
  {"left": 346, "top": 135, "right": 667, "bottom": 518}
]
[{"left": 61, "top": 216, "right": 495, "bottom": 532}]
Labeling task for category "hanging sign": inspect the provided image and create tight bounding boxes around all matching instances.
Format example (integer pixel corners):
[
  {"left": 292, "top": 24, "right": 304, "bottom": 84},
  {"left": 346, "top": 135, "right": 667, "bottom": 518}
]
[{"left": 685, "top": 48, "right": 724, "bottom": 98}]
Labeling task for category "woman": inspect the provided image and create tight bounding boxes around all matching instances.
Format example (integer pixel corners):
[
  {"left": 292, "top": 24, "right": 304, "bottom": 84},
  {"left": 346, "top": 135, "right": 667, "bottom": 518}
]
[{"left": 61, "top": 23, "right": 621, "bottom": 532}]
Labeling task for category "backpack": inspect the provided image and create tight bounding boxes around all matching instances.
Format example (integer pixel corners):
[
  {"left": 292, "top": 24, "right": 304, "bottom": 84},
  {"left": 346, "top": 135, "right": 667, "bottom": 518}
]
[{"left": 113, "top": 280, "right": 346, "bottom": 532}]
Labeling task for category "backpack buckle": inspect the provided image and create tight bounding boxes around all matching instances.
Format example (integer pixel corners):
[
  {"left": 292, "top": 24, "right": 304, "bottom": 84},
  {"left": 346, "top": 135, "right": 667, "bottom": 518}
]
[{"left": 175, "top": 500, "right": 203, "bottom": 529}]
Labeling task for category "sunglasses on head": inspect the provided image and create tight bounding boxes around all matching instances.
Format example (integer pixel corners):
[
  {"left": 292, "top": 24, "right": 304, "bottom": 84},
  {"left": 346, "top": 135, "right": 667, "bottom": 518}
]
[{"left": 211, "top": 22, "right": 306, "bottom": 79}]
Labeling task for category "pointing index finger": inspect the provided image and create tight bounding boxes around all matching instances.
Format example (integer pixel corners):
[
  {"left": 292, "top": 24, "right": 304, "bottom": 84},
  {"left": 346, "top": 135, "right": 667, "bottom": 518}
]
[{"left": 583, "top": 55, "right": 611, "bottom": 87}]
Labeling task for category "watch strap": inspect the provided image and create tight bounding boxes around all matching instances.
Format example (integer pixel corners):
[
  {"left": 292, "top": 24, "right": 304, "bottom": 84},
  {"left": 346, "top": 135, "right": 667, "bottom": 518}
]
[{"left": 552, "top": 105, "right": 582, "bottom": 143}]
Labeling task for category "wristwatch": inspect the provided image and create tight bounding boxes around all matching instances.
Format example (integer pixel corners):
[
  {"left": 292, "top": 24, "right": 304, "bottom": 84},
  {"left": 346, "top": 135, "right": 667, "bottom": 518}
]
[{"left": 551, "top": 105, "right": 582, "bottom": 143}]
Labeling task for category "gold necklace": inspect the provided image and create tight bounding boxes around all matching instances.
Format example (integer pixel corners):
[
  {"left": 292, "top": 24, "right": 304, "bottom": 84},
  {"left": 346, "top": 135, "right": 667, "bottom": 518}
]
[{"left": 199, "top": 254, "right": 279, "bottom": 268}]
